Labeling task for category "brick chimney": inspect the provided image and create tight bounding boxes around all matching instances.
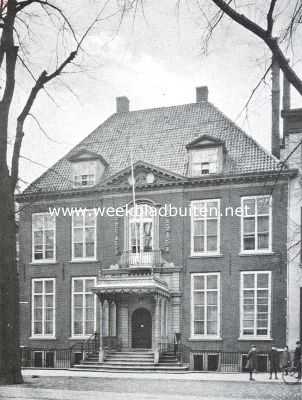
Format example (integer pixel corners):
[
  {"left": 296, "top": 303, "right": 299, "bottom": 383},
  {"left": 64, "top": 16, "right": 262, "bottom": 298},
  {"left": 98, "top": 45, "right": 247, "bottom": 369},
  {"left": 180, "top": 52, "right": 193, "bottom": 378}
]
[
  {"left": 196, "top": 86, "right": 208, "bottom": 103},
  {"left": 116, "top": 96, "right": 129, "bottom": 113},
  {"left": 271, "top": 58, "right": 280, "bottom": 158}
]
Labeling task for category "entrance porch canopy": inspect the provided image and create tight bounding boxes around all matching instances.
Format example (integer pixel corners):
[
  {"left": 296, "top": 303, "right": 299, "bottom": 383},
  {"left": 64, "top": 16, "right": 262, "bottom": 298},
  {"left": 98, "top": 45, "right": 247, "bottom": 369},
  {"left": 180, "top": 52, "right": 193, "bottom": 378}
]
[
  {"left": 91, "top": 274, "right": 170, "bottom": 299},
  {"left": 91, "top": 273, "right": 170, "bottom": 363}
]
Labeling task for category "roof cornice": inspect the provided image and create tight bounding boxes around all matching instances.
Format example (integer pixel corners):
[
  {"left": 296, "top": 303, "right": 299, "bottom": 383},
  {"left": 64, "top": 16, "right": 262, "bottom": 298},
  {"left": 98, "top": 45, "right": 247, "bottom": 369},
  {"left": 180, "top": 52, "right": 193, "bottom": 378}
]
[{"left": 16, "top": 168, "right": 297, "bottom": 203}]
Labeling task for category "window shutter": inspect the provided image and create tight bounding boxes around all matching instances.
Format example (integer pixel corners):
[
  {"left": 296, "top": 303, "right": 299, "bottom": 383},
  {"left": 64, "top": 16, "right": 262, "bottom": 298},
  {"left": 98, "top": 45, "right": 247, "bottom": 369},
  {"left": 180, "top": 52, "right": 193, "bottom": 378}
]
[
  {"left": 113, "top": 215, "right": 124, "bottom": 256},
  {"left": 159, "top": 216, "right": 171, "bottom": 253}
]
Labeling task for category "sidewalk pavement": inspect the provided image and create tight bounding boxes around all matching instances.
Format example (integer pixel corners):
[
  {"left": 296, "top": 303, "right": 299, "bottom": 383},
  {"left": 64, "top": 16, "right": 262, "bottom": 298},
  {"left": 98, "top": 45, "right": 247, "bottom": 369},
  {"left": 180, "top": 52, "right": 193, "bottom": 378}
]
[{"left": 21, "top": 368, "right": 284, "bottom": 383}]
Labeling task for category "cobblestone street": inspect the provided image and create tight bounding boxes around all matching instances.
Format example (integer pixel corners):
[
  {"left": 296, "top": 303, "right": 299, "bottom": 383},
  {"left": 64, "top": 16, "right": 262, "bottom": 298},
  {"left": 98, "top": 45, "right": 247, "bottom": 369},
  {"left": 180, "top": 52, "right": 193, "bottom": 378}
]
[{"left": 0, "top": 373, "right": 300, "bottom": 400}]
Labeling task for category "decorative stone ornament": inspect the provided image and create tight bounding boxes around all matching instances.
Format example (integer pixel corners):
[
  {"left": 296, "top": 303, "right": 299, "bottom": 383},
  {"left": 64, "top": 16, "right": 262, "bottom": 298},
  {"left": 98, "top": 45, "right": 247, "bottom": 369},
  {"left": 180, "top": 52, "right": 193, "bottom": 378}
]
[
  {"left": 146, "top": 172, "right": 155, "bottom": 184},
  {"left": 128, "top": 175, "right": 135, "bottom": 186}
]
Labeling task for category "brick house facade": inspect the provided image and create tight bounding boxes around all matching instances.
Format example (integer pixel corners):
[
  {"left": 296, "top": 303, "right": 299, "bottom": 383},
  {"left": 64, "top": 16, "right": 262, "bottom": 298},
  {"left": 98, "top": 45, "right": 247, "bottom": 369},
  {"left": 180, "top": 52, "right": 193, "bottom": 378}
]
[{"left": 17, "top": 87, "right": 293, "bottom": 370}]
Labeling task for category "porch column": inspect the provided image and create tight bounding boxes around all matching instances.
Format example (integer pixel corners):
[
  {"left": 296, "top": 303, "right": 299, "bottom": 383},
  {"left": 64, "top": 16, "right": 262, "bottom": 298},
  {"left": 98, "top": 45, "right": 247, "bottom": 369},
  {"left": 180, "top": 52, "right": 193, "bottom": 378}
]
[
  {"left": 110, "top": 301, "right": 117, "bottom": 336},
  {"left": 154, "top": 295, "right": 161, "bottom": 364},
  {"left": 160, "top": 299, "right": 165, "bottom": 340},
  {"left": 99, "top": 299, "right": 104, "bottom": 362},
  {"left": 103, "top": 300, "right": 110, "bottom": 336},
  {"left": 165, "top": 300, "right": 169, "bottom": 339}
]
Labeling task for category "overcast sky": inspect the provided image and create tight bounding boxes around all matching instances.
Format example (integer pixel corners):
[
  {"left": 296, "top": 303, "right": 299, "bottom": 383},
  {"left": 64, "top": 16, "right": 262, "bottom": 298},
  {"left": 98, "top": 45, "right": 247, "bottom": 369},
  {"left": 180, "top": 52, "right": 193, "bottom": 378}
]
[{"left": 12, "top": 0, "right": 302, "bottom": 189}]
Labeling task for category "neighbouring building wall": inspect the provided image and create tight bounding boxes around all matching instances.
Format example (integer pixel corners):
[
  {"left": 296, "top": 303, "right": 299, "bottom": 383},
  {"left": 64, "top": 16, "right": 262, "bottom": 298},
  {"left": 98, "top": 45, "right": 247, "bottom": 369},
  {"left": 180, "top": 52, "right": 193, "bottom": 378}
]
[{"left": 281, "top": 109, "right": 302, "bottom": 349}]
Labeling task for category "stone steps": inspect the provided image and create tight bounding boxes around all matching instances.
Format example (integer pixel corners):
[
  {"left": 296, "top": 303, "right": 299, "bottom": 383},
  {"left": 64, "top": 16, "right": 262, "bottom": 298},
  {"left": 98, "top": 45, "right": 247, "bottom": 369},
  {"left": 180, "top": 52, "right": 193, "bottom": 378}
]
[
  {"left": 72, "top": 349, "right": 189, "bottom": 372},
  {"left": 73, "top": 364, "right": 189, "bottom": 372}
]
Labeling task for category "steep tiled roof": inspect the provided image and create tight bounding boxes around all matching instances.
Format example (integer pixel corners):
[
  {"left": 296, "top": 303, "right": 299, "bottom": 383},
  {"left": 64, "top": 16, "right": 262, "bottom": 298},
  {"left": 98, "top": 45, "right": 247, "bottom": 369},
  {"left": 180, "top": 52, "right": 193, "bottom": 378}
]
[{"left": 24, "top": 100, "right": 281, "bottom": 194}]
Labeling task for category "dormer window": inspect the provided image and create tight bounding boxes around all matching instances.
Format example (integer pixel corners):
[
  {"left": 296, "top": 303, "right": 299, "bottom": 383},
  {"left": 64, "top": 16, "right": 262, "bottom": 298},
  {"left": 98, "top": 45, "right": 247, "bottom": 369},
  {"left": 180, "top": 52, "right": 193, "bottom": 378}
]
[
  {"left": 186, "top": 135, "right": 225, "bottom": 177},
  {"left": 73, "top": 165, "right": 95, "bottom": 188},
  {"left": 68, "top": 150, "right": 108, "bottom": 189},
  {"left": 191, "top": 148, "right": 218, "bottom": 176},
  {"left": 75, "top": 174, "right": 95, "bottom": 187}
]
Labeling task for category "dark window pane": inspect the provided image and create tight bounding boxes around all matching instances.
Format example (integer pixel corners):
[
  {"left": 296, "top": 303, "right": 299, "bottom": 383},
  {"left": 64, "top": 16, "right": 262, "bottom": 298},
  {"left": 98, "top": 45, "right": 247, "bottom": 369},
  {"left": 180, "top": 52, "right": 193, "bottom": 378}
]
[
  {"left": 258, "top": 233, "right": 269, "bottom": 249},
  {"left": 207, "top": 275, "right": 218, "bottom": 290},
  {"left": 194, "top": 276, "right": 204, "bottom": 290},
  {"left": 34, "top": 352, "right": 43, "bottom": 367},
  {"left": 207, "top": 236, "right": 217, "bottom": 251},
  {"left": 194, "top": 237, "right": 204, "bottom": 252},
  {"left": 243, "top": 236, "right": 255, "bottom": 250}
]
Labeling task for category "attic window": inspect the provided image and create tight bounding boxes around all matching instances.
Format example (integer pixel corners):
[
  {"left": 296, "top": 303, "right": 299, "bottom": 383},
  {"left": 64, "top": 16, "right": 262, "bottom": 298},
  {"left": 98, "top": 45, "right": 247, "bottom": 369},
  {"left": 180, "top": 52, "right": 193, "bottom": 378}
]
[
  {"left": 191, "top": 148, "right": 219, "bottom": 176},
  {"left": 72, "top": 161, "right": 96, "bottom": 188},
  {"left": 74, "top": 174, "right": 95, "bottom": 187}
]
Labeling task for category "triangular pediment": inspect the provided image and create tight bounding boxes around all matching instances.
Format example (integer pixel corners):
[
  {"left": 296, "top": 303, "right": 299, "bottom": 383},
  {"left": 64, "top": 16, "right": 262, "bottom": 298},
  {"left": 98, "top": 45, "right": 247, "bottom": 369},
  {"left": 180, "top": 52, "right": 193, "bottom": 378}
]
[
  {"left": 100, "top": 161, "right": 185, "bottom": 190},
  {"left": 186, "top": 134, "right": 225, "bottom": 150},
  {"left": 68, "top": 149, "right": 108, "bottom": 165}
]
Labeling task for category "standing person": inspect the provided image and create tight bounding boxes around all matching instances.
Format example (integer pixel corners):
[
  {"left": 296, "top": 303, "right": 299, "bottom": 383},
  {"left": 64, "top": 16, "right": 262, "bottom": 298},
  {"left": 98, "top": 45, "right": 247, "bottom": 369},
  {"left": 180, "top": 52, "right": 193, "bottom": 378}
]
[
  {"left": 280, "top": 346, "right": 290, "bottom": 375},
  {"left": 293, "top": 341, "right": 301, "bottom": 380},
  {"left": 269, "top": 345, "right": 279, "bottom": 379},
  {"left": 246, "top": 345, "right": 257, "bottom": 381}
]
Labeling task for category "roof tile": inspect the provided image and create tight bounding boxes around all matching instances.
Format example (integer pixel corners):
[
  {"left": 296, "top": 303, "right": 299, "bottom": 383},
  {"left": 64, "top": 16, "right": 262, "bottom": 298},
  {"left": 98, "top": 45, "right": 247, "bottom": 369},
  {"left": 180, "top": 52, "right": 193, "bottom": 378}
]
[{"left": 24, "top": 101, "right": 281, "bottom": 194}]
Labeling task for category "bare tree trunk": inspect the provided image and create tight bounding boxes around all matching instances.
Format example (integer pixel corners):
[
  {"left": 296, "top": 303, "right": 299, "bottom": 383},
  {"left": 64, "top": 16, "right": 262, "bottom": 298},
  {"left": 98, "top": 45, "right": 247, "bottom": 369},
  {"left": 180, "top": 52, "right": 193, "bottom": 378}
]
[{"left": 0, "top": 168, "right": 22, "bottom": 384}]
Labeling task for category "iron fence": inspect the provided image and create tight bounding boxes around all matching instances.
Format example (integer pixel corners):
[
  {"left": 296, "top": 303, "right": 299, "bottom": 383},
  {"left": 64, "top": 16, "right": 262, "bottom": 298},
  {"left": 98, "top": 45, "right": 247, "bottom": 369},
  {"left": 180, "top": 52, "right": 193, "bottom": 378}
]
[
  {"left": 20, "top": 348, "right": 73, "bottom": 369},
  {"left": 192, "top": 351, "right": 271, "bottom": 372}
]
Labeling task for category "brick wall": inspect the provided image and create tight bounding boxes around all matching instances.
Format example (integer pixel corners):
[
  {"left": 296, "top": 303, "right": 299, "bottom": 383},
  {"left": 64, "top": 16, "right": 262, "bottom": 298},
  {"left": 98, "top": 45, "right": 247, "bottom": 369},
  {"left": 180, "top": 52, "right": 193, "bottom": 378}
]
[{"left": 18, "top": 177, "right": 288, "bottom": 352}]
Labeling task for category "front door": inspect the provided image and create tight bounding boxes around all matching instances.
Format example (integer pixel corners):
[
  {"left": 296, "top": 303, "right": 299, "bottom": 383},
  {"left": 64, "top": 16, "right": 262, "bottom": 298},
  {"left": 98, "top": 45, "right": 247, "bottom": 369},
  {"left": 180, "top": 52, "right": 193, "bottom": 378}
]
[{"left": 131, "top": 308, "right": 152, "bottom": 349}]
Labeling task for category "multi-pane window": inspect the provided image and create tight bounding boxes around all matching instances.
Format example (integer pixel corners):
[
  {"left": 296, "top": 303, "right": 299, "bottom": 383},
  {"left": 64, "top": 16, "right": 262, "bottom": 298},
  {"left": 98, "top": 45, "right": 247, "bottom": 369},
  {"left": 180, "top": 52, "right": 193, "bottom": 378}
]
[
  {"left": 240, "top": 271, "right": 271, "bottom": 337},
  {"left": 191, "top": 200, "right": 220, "bottom": 255},
  {"left": 241, "top": 196, "right": 271, "bottom": 252},
  {"left": 72, "top": 210, "right": 96, "bottom": 260},
  {"left": 191, "top": 148, "right": 218, "bottom": 176},
  {"left": 128, "top": 204, "right": 154, "bottom": 265},
  {"left": 73, "top": 161, "right": 96, "bottom": 187},
  {"left": 74, "top": 174, "right": 95, "bottom": 187},
  {"left": 32, "top": 213, "right": 56, "bottom": 261},
  {"left": 72, "top": 277, "right": 96, "bottom": 337},
  {"left": 191, "top": 273, "right": 220, "bottom": 337},
  {"left": 32, "top": 279, "right": 55, "bottom": 337}
]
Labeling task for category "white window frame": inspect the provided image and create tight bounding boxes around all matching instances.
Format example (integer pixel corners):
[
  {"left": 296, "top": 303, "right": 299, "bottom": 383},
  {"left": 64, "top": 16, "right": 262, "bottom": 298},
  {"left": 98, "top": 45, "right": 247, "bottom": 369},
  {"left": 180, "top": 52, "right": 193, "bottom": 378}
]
[
  {"left": 31, "top": 278, "right": 56, "bottom": 338},
  {"left": 74, "top": 174, "right": 95, "bottom": 188},
  {"left": 190, "top": 199, "right": 221, "bottom": 256},
  {"left": 128, "top": 204, "right": 155, "bottom": 266},
  {"left": 71, "top": 277, "right": 97, "bottom": 338},
  {"left": 32, "top": 213, "right": 56, "bottom": 263},
  {"left": 72, "top": 161, "right": 96, "bottom": 188},
  {"left": 190, "top": 272, "right": 221, "bottom": 339},
  {"left": 240, "top": 195, "right": 272, "bottom": 254},
  {"left": 71, "top": 209, "right": 97, "bottom": 261},
  {"left": 239, "top": 271, "right": 272, "bottom": 340},
  {"left": 191, "top": 148, "right": 219, "bottom": 176}
]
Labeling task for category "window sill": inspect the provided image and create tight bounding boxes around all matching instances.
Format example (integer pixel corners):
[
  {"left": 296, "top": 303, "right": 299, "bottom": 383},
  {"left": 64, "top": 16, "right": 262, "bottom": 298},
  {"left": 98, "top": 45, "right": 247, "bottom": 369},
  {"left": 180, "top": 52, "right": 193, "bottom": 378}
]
[
  {"left": 238, "top": 336, "right": 273, "bottom": 341},
  {"left": 188, "top": 336, "right": 222, "bottom": 341},
  {"left": 29, "top": 336, "right": 57, "bottom": 340},
  {"left": 68, "top": 336, "right": 91, "bottom": 340},
  {"left": 239, "top": 251, "right": 274, "bottom": 256},
  {"left": 190, "top": 254, "right": 223, "bottom": 258},
  {"left": 70, "top": 259, "right": 98, "bottom": 263},
  {"left": 31, "top": 261, "right": 58, "bottom": 265}
]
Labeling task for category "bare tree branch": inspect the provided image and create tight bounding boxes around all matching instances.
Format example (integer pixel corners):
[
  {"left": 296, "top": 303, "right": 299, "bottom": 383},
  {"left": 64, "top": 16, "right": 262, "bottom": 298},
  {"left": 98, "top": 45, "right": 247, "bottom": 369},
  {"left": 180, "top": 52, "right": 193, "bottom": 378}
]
[
  {"left": 28, "top": 112, "right": 72, "bottom": 145},
  {"left": 235, "top": 62, "right": 272, "bottom": 122},
  {"left": 267, "top": 0, "right": 277, "bottom": 36},
  {"left": 210, "top": 0, "right": 302, "bottom": 95},
  {"left": 16, "top": 0, "right": 78, "bottom": 44},
  {"left": 11, "top": 9, "right": 104, "bottom": 188},
  {"left": 201, "top": 0, "right": 233, "bottom": 55}
]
